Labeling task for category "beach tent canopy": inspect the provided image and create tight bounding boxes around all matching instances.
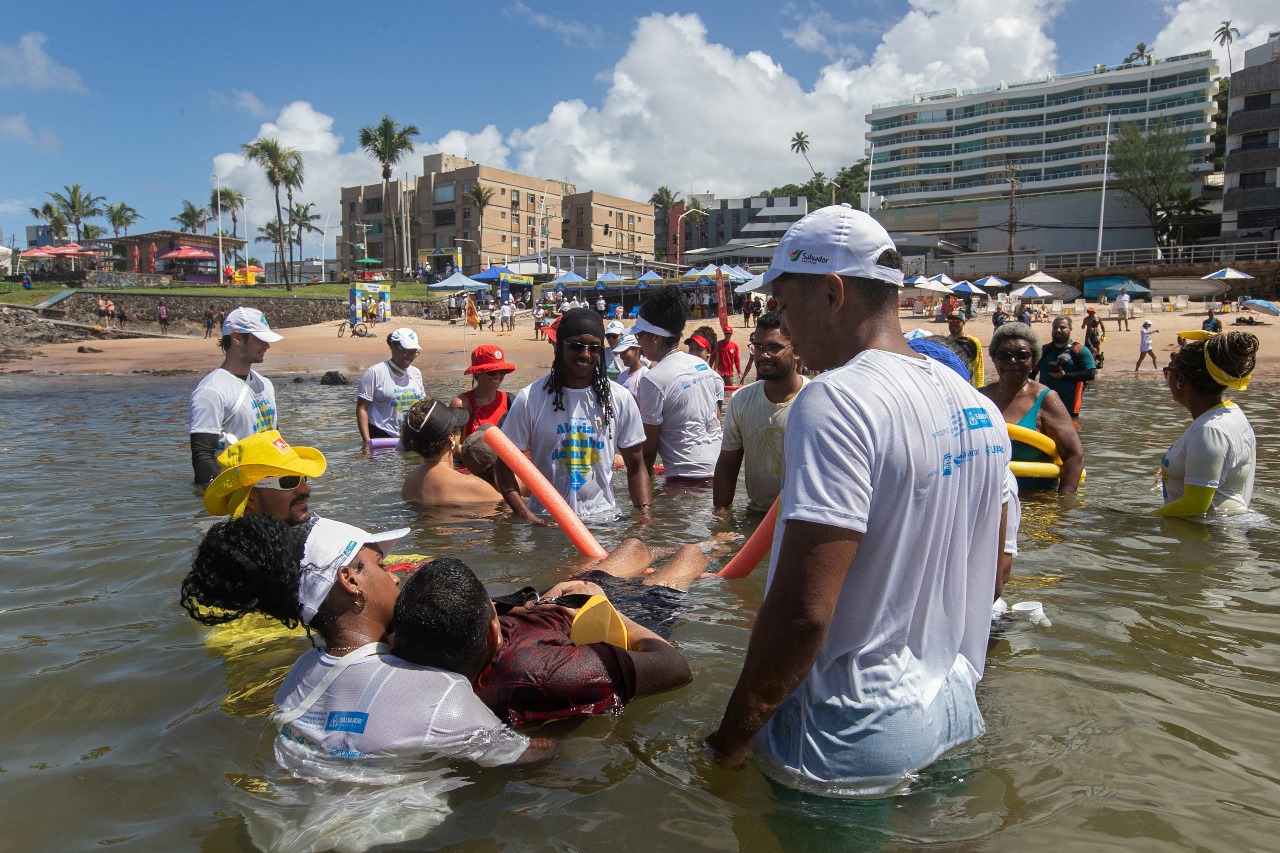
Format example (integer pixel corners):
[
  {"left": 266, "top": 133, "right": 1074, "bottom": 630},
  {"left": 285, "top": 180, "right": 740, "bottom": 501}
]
[
  {"left": 1018, "top": 271, "right": 1062, "bottom": 284},
  {"left": 734, "top": 273, "right": 766, "bottom": 294},
  {"left": 472, "top": 265, "right": 517, "bottom": 282},
  {"left": 596, "top": 270, "right": 624, "bottom": 283},
  {"left": 427, "top": 270, "right": 488, "bottom": 290},
  {"left": 355, "top": 257, "right": 382, "bottom": 264}
]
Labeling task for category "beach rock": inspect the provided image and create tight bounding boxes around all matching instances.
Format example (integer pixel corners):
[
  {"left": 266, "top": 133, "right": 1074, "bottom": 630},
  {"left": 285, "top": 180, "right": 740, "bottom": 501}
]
[
  {"left": 320, "top": 371, "right": 349, "bottom": 386},
  {"left": 77, "top": 345, "right": 103, "bottom": 353},
  {"left": 293, "top": 376, "right": 305, "bottom": 383}
]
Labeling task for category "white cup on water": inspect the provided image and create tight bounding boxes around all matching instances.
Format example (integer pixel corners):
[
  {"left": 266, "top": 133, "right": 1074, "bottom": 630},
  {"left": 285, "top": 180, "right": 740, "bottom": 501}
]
[{"left": 1011, "top": 601, "right": 1051, "bottom": 627}]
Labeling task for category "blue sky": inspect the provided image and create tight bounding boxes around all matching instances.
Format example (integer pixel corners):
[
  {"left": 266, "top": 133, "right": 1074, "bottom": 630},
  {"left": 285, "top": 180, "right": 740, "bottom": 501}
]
[{"left": 2, "top": 1, "right": 1274, "bottom": 252}]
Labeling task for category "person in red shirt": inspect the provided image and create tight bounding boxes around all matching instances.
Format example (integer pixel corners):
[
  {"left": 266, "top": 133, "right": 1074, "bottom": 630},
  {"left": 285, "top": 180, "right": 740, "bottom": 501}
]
[
  {"left": 714, "top": 327, "right": 740, "bottom": 385},
  {"left": 451, "top": 344, "right": 516, "bottom": 435}
]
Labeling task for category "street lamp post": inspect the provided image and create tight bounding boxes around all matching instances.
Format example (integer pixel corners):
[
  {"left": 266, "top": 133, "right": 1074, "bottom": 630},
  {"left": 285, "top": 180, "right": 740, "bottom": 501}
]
[
  {"left": 673, "top": 208, "right": 702, "bottom": 270},
  {"left": 213, "top": 172, "right": 224, "bottom": 284},
  {"left": 453, "top": 237, "right": 479, "bottom": 275}
]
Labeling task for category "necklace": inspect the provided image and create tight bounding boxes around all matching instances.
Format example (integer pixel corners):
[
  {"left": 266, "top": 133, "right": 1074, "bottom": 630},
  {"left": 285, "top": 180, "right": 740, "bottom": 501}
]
[{"left": 324, "top": 643, "right": 366, "bottom": 654}]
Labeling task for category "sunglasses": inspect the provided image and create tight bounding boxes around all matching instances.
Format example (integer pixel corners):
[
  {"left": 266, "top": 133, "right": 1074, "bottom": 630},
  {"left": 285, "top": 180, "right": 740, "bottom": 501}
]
[
  {"left": 256, "top": 475, "right": 305, "bottom": 490},
  {"left": 565, "top": 341, "right": 603, "bottom": 354},
  {"left": 994, "top": 350, "right": 1033, "bottom": 363}
]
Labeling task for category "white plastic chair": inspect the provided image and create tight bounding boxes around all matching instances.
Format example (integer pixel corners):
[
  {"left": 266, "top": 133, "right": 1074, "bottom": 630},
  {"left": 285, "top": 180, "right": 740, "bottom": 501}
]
[
  {"left": 1131, "top": 299, "right": 1146, "bottom": 317},
  {"left": 1175, "top": 295, "right": 1189, "bottom": 311},
  {"left": 1051, "top": 299, "right": 1064, "bottom": 316},
  {"left": 1074, "top": 298, "right": 1086, "bottom": 315},
  {"left": 1151, "top": 295, "right": 1163, "bottom": 312}
]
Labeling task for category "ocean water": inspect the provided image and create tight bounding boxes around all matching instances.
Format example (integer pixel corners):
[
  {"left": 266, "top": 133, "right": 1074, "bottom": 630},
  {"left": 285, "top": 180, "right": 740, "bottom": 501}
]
[{"left": 1, "top": 369, "right": 1277, "bottom": 851}]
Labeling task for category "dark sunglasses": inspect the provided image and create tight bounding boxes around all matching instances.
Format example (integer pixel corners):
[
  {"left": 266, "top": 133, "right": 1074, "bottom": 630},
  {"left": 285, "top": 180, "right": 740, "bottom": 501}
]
[
  {"left": 565, "top": 341, "right": 603, "bottom": 354},
  {"left": 994, "top": 350, "right": 1033, "bottom": 363}
]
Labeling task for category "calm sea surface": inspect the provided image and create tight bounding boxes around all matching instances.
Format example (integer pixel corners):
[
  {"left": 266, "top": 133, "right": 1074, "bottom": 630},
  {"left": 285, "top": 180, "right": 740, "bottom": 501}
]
[{"left": 1, "top": 365, "right": 1278, "bottom": 852}]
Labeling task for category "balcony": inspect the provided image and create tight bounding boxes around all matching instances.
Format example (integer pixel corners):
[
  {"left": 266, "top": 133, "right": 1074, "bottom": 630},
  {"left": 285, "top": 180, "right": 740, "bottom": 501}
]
[
  {"left": 1225, "top": 144, "right": 1280, "bottom": 175},
  {"left": 1228, "top": 106, "right": 1280, "bottom": 136},
  {"left": 1224, "top": 185, "right": 1280, "bottom": 212}
]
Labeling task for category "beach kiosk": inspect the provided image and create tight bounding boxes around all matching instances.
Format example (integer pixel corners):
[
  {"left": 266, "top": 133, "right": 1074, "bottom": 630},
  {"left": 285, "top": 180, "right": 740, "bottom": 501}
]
[{"left": 350, "top": 282, "right": 391, "bottom": 323}]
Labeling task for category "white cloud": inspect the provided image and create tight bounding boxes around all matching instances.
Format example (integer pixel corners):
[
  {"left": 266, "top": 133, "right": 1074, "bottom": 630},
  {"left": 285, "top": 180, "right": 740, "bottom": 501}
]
[
  {"left": 232, "top": 89, "right": 273, "bottom": 118},
  {"left": 0, "top": 32, "right": 87, "bottom": 93},
  {"left": 780, "top": 3, "right": 869, "bottom": 61},
  {"left": 0, "top": 198, "right": 29, "bottom": 216},
  {"left": 0, "top": 113, "right": 60, "bottom": 152},
  {"left": 507, "top": 2, "right": 604, "bottom": 48},
  {"left": 427, "top": 125, "right": 512, "bottom": 167},
  {"left": 1151, "top": 1, "right": 1279, "bottom": 74}
]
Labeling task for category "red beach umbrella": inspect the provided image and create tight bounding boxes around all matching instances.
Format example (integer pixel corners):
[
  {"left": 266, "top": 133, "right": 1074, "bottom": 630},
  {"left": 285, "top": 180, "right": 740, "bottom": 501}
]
[
  {"left": 132, "top": 244, "right": 140, "bottom": 273},
  {"left": 157, "top": 245, "right": 217, "bottom": 260},
  {"left": 149, "top": 243, "right": 157, "bottom": 273}
]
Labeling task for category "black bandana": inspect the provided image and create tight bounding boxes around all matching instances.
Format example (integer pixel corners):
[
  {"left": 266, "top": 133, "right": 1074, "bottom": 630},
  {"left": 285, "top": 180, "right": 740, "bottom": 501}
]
[{"left": 557, "top": 308, "right": 605, "bottom": 342}]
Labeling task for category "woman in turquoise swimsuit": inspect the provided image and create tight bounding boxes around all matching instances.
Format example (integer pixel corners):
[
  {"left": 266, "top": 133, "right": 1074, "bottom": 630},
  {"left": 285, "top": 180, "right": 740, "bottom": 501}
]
[{"left": 981, "top": 322, "right": 1085, "bottom": 495}]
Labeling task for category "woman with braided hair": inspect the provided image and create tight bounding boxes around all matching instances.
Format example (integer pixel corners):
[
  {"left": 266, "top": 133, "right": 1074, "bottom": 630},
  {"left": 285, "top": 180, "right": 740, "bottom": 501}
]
[
  {"left": 180, "top": 514, "right": 531, "bottom": 764},
  {"left": 632, "top": 285, "right": 723, "bottom": 480},
  {"left": 496, "top": 307, "right": 652, "bottom": 523},
  {"left": 1157, "top": 330, "right": 1259, "bottom": 517}
]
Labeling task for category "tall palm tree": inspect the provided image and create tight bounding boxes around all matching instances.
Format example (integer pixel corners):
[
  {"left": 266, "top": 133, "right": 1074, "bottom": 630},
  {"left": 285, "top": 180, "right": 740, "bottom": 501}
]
[
  {"left": 242, "top": 137, "right": 302, "bottom": 289},
  {"left": 1214, "top": 20, "right": 1241, "bottom": 74},
  {"left": 280, "top": 160, "right": 305, "bottom": 281},
  {"left": 47, "top": 183, "right": 105, "bottom": 244},
  {"left": 105, "top": 201, "right": 142, "bottom": 238},
  {"left": 210, "top": 186, "right": 244, "bottom": 265},
  {"left": 288, "top": 202, "right": 323, "bottom": 273},
  {"left": 358, "top": 114, "right": 421, "bottom": 283},
  {"left": 790, "top": 131, "right": 834, "bottom": 204},
  {"left": 29, "top": 201, "right": 69, "bottom": 243},
  {"left": 648, "top": 185, "right": 681, "bottom": 213},
  {"left": 256, "top": 221, "right": 284, "bottom": 273},
  {"left": 1125, "top": 43, "right": 1153, "bottom": 65},
  {"left": 81, "top": 223, "right": 107, "bottom": 242},
  {"left": 463, "top": 182, "right": 494, "bottom": 269},
  {"left": 172, "top": 200, "right": 210, "bottom": 234}
]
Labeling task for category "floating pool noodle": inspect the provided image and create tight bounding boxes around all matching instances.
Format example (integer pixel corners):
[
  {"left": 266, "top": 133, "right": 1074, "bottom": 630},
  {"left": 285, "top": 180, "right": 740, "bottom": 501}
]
[
  {"left": 367, "top": 437, "right": 400, "bottom": 450},
  {"left": 1005, "top": 424, "right": 1085, "bottom": 484},
  {"left": 717, "top": 496, "right": 780, "bottom": 579},
  {"left": 483, "top": 426, "right": 609, "bottom": 559}
]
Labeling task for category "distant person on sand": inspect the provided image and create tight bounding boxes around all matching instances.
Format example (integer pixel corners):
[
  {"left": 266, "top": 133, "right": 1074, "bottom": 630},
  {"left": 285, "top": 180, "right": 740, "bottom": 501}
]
[
  {"left": 1114, "top": 287, "right": 1132, "bottom": 331},
  {"left": 188, "top": 307, "right": 282, "bottom": 486},
  {"left": 115, "top": 300, "right": 127, "bottom": 328},
  {"left": 1202, "top": 309, "right": 1222, "bottom": 334},
  {"left": 157, "top": 301, "right": 170, "bottom": 335},
  {"left": 1135, "top": 320, "right": 1159, "bottom": 372},
  {"left": 451, "top": 344, "right": 516, "bottom": 435},
  {"left": 105, "top": 297, "right": 115, "bottom": 330},
  {"left": 400, "top": 398, "right": 502, "bottom": 506},
  {"left": 203, "top": 304, "right": 215, "bottom": 339}
]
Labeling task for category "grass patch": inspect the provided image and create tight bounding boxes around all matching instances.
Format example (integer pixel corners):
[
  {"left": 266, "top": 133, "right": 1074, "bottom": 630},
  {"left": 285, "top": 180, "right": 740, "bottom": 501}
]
[{"left": 0, "top": 281, "right": 447, "bottom": 306}]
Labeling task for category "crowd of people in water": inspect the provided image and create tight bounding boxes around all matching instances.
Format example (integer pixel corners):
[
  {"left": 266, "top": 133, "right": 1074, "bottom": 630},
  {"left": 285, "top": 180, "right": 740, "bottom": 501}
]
[{"left": 179, "top": 205, "right": 1261, "bottom": 819}]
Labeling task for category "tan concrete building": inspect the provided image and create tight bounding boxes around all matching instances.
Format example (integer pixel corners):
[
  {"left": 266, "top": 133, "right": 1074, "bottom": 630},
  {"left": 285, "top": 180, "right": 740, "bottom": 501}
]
[
  {"left": 561, "top": 191, "right": 655, "bottom": 259},
  {"left": 338, "top": 153, "right": 575, "bottom": 276}
]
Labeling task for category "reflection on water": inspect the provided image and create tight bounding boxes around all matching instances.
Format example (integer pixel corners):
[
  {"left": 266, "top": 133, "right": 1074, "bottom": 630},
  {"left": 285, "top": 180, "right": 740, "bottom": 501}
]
[{"left": 1, "top": 371, "right": 1278, "bottom": 850}]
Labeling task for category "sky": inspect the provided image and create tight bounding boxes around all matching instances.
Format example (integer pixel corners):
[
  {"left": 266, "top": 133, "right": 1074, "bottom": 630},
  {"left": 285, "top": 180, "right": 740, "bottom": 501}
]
[{"left": 2, "top": 0, "right": 1276, "bottom": 256}]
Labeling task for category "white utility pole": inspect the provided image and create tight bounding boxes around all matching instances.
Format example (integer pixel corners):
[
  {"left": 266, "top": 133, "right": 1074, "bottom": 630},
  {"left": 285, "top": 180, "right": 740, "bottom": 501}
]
[{"left": 1095, "top": 113, "right": 1113, "bottom": 268}]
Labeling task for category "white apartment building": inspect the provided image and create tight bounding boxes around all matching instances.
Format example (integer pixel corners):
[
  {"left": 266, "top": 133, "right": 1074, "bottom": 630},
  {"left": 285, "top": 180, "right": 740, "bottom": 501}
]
[{"left": 865, "top": 51, "right": 1219, "bottom": 255}]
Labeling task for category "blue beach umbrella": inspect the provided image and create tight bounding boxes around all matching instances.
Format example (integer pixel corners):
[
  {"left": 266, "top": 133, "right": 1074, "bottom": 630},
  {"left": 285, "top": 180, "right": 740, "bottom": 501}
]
[
  {"left": 973, "top": 275, "right": 1009, "bottom": 289},
  {"left": 1243, "top": 299, "right": 1280, "bottom": 316},
  {"left": 949, "top": 280, "right": 984, "bottom": 294},
  {"left": 1202, "top": 268, "right": 1254, "bottom": 280}
]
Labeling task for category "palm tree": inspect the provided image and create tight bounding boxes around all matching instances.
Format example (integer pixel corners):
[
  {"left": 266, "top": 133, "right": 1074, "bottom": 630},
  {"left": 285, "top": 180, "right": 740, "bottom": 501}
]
[
  {"left": 1124, "top": 43, "right": 1153, "bottom": 65},
  {"left": 210, "top": 186, "right": 244, "bottom": 265},
  {"left": 648, "top": 185, "right": 681, "bottom": 213},
  {"left": 242, "top": 137, "right": 302, "bottom": 289},
  {"left": 790, "top": 131, "right": 834, "bottom": 204},
  {"left": 47, "top": 183, "right": 105, "bottom": 243},
  {"left": 358, "top": 114, "right": 421, "bottom": 282},
  {"left": 105, "top": 201, "right": 142, "bottom": 238},
  {"left": 288, "top": 201, "right": 323, "bottom": 274},
  {"left": 81, "top": 223, "right": 107, "bottom": 243},
  {"left": 256, "top": 221, "right": 284, "bottom": 273},
  {"left": 172, "top": 200, "right": 210, "bottom": 234},
  {"left": 279, "top": 160, "right": 304, "bottom": 281},
  {"left": 1214, "top": 20, "right": 1241, "bottom": 74},
  {"left": 464, "top": 182, "right": 495, "bottom": 269},
  {"left": 29, "top": 201, "right": 69, "bottom": 243}
]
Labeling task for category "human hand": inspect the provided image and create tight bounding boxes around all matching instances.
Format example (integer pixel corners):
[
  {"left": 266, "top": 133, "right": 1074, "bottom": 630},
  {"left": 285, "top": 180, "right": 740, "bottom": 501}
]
[
  {"left": 703, "top": 729, "right": 750, "bottom": 769},
  {"left": 542, "top": 579, "right": 606, "bottom": 600}
]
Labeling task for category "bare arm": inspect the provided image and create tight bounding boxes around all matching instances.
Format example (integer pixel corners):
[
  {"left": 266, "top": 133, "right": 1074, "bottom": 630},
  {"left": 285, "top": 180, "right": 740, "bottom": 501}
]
[
  {"left": 493, "top": 459, "right": 552, "bottom": 526},
  {"left": 642, "top": 423, "right": 661, "bottom": 474},
  {"left": 620, "top": 443, "right": 652, "bottom": 518},
  {"left": 1036, "top": 390, "right": 1085, "bottom": 495},
  {"left": 706, "top": 519, "right": 860, "bottom": 767},
  {"left": 995, "top": 502, "right": 1010, "bottom": 601},
  {"left": 355, "top": 398, "right": 372, "bottom": 443},
  {"left": 712, "top": 448, "right": 744, "bottom": 513}
]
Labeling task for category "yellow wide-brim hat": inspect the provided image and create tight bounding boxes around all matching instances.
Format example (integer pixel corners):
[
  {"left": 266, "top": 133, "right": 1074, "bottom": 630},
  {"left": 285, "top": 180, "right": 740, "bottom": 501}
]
[{"left": 203, "top": 430, "right": 327, "bottom": 516}]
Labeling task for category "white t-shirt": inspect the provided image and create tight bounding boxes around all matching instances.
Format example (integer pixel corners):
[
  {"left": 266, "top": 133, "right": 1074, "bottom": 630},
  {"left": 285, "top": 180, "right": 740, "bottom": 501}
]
[
  {"left": 1161, "top": 402, "right": 1255, "bottom": 513},
  {"left": 1116, "top": 293, "right": 1131, "bottom": 312},
  {"left": 755, "top": 350, "right": 1009, "bottom": 795},
  {"left": 357, "top": 360, "right": 425, "bottom": 437},
  {"left": 720, "top": 378, "right": 808, "bottom": 511},
  {"left": 633, "top": 351, "right": 723, "bottom": 478},
  {"left": 1139, "top": 328, "right": 1156, "bottom": 352},
  {"left": 1004, "top": 467, "right": 1021, "bottom": 556},
  {"left": 274, "top": 647, "right": 527, "bottom": 765},
  {"left": 188, "top": 367, "right": 277, "bottom": 445},
  {"left": 502, "top": 378, "right": 646, "bottom": 517},
  {"left": 616, "top": 364, "right": 649, "bottom": 396},
  {"left": 500, "top": 302, "right": 513, "bottom": 319}
]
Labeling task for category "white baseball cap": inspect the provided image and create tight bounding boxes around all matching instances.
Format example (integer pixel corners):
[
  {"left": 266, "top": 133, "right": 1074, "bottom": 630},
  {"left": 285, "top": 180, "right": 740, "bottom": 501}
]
[
  {"left": 604, "top": 320, "right": 626, "bottom": 336},
  {"left": 389, "top": 327, "right": 422, "bottom": 350},
  {"left": 761, "top": 204, "right": 903, "bottom": 289},
  {"left": 222, "top": 306, "right": 283, "bottom": 342},
  {"left": 612, "top": 333, "right": 641, "bottom": 354},
  {"left": 298, "top": 518, "right": 409, "bottom": 625}
]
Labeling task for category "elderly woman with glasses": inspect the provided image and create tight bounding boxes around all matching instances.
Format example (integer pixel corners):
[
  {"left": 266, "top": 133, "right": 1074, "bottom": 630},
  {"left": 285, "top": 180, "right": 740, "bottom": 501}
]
[
  {"left": 981, "top": 322, "right": 1085, "bottom": 494},
  {"left": 1156, "top": 331, "right": 1258, "bottom": 517},
  {"left": 357, "top": 328, "right": 426, "bottom": 444}
]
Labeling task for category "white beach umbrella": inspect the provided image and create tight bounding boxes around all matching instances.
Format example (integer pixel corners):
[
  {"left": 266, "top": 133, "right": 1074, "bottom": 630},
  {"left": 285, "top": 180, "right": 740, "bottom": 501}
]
[{"left": 1011, "top": 283, "right": 1054, "bottom": 299}]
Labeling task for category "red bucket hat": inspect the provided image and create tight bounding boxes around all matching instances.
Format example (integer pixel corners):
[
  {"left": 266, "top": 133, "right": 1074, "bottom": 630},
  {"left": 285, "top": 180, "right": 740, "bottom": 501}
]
[{"left": 464, "top": 344, "right": 516, "bottom": 374}]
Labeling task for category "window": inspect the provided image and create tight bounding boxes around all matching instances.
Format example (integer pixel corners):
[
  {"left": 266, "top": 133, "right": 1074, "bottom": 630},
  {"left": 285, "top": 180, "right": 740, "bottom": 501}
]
[
  {"left": 364, "top": 198, "right": 382, "bottom": 214},
  {"left": 1239, "top": 171, "right": 1269, "bottom": 189},
  {"left": 511, "top": 237, "right": 520, "bottom": 249},
  {"left": 512, "top": 190, "right": 521, "bottom": 204},
  {"left": 1243, "top": 94, "right": 1271, "bottom": 112},
  {"left": 348, "top": 201, "right": 355, "bottom": 212},
  {"left": 512, "top": 213, "right": 520, "bottom": 226},
  {"left": 461, "top": 181, "right": 471, "bottom": 193},
  {"left": 433, "top": 209, "right": 456, "bottom": 227},
  {"left": 500, "top": 210, "right": 507, "bottom": 219},
  {"left": 462, "top": 208, "right": 471, "bottom": 220},
  {"left": 1240, "top": 131, "right": 1270, "bottom": 151},
  {"left": 576, "top": 227, "right": 584, "bottom": 240},
  {"left": 433, "top": 185, "right": 455, "bottom": 204},
  {"left": 628, "top": 214, "right": 635, "bottom": 225}
]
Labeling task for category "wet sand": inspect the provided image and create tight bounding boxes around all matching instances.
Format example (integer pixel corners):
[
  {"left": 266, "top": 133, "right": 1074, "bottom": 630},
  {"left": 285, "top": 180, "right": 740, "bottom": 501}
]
[{"left": 6, "top": 308, "right": 1280, "bottom": 376}]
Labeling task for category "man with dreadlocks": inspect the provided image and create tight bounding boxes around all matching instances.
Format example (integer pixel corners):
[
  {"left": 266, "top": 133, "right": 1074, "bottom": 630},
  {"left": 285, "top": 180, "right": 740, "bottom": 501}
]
[{"left": 495, "top": 307, "right": 652, "bottom": 523}]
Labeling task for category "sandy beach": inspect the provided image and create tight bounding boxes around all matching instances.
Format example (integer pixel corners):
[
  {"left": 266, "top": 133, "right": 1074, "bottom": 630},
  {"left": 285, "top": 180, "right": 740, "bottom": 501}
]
[{"left": 5, "top": 306, "right": 1280, "bottom": 378}]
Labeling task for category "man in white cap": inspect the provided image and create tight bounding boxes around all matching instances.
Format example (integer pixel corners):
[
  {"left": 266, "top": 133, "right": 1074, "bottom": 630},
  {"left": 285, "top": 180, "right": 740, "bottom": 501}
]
[
  {"left": 356, "top": 327, "right": 425, "bottom": 444},
  {"left": 706, "top": 205, "right": 1010, "bottom": 795},
  {"left": 189, "top": 307, "right": 284, "bottom": 486}
]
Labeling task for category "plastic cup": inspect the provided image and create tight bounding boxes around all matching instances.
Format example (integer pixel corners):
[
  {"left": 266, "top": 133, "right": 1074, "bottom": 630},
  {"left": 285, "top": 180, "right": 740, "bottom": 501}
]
[{"left": 1012, "top": 601, "right": 1051, "bottom": 627}]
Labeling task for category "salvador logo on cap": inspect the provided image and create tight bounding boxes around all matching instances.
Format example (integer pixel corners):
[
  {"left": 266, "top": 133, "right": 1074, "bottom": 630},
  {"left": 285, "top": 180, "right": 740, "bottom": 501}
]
[{"left": 789, "top": 248, "right": 831, "bottom": 266}]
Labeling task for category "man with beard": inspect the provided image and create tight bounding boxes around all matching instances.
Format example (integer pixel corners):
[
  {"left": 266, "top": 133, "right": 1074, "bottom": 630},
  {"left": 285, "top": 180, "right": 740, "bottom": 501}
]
[
  {"left": 201, "top": 430, "right": 325, "bottom": 524},
  {"left": 712, "top": 312, "right": 807, "bottom": 514},
  {"left": 189, "top": 307, "right": 284, "bottom": 486},
  {"left": 1032, "top": 315, "right": 1097, "bottom": 419},
  {"left": 495, "top": 308, "right": 652, "bottom": 522}
]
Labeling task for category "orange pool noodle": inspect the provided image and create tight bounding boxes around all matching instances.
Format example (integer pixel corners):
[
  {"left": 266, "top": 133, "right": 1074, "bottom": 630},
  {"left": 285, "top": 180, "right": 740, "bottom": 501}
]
[
  {"left": 717, "top": 496, "right": 780, "bottom": 578},
  {"left": 484, "top": 426, "right": 609, "bottom": 559}
]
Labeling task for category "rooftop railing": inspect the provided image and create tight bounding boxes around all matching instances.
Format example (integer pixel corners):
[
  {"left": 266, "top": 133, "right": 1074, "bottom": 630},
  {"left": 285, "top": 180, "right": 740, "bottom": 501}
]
[{"left": 1043, "top": 238, "right": 1277, "bottom": 271}]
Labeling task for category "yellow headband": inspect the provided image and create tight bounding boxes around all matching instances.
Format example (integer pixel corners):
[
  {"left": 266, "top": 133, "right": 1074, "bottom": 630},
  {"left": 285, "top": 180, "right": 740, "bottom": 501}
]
[{"left": 1178, "top": 330, "right": 1251, "bottom": 391}]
